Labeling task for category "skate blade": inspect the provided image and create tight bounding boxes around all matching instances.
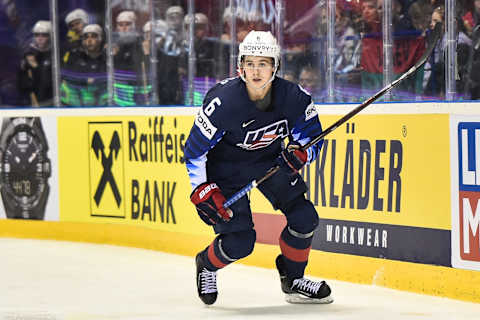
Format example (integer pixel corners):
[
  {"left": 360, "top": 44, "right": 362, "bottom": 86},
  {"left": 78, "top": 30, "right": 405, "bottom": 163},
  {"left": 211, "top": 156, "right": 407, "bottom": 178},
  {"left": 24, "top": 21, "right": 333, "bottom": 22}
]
[{"left": 284, "top": 293, "right": 334, "bottom": 304}]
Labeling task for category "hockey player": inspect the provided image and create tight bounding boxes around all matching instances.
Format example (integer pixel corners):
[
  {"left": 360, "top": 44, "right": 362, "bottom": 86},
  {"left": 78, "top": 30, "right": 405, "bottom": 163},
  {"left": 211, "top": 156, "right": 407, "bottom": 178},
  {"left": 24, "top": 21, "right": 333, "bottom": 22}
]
[
  {"left": 112, "top": 11, "right": 147, "bottom": 106},
  {"left": 63, "top": 9, "right": 89, "bottom": 57},
  {"left": 18, "top": 20, "right": 53, "bottom": 106},
  {"left": 184, "top": 30, "right": 333, "bottom": 305},
  {"left": 60, "top": 24, "right": 107, "bottom": 106}
]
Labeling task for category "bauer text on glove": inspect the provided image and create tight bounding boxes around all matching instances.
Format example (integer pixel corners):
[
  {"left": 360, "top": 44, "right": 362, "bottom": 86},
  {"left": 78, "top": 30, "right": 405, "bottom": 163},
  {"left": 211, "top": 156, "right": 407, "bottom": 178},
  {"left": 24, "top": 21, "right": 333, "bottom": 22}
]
[{"left": 190, "top": 182, "right": 233, "bottom": 225}]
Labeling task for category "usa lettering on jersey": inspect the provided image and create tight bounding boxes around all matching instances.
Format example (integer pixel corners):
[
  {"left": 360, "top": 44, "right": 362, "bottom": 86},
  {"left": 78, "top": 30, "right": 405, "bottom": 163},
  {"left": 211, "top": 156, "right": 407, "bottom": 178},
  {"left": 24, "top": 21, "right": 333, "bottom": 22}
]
[{"left": 236, "top": 119, "right": 289, "bottom": 150}]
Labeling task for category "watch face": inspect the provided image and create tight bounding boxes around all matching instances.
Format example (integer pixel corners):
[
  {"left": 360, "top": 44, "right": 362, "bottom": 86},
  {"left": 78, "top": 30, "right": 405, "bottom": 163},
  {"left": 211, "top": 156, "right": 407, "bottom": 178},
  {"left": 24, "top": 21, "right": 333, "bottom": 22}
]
[{"left": 1, "top": 124, "right": 50, "bottom": 210}]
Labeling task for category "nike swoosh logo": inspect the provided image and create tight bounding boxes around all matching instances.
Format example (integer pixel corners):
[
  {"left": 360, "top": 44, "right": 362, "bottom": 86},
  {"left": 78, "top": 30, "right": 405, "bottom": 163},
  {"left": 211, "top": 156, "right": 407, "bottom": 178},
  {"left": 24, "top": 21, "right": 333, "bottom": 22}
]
[
  {"left": 290, "top": 178, "right": 298, "bottom": 186},
  {"left": 242, "top": 119, "right": 255, "bottom": 128}
]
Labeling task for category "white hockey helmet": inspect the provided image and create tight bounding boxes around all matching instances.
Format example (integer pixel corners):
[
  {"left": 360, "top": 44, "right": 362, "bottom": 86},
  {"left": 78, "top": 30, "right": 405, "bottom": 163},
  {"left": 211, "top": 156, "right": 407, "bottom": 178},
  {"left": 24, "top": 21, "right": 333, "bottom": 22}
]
[
  {"left": 65, "top": 9, "right": 88, "bottom": 25},
  {"left": 83, "top": 24, "right": 102, "bottom": 40},
  {"left": 166, "top": 6, "right": 184, "bottom": 17},
  {"left": 184, "top": 13, "right": 208, "bottom": 26},
  {"left": 117, "top": 10, "right": 137, "bottom": 23},
  {"left": 32, "top": 20, "right": 51, "bottom": 34},
  {"left": 237, "top": 30, "right": 280, "bottom": 85}
]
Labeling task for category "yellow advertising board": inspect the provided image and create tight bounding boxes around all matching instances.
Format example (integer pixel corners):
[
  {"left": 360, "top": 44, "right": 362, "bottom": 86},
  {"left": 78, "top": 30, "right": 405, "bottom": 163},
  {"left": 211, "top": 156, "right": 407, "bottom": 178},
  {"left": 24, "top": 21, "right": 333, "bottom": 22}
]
[
  {"left": 251, "top": 114, "right": 451, "bottom": 230},
  {"left": 58, "top": 113, "right": 451, "bottom": 236},
  {"left": 58, "top": 115, "right": 211, "bottom": 236}
]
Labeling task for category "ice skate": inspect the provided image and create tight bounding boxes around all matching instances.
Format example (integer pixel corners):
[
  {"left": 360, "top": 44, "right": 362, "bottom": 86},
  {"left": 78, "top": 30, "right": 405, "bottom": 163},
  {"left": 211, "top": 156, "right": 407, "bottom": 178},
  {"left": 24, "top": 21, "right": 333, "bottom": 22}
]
[
  {"left": 196, "top": 253, "right": 218, "bottom": 305},
  {"left": 275, "top": 255, "right": 333, "bottom": 304}
]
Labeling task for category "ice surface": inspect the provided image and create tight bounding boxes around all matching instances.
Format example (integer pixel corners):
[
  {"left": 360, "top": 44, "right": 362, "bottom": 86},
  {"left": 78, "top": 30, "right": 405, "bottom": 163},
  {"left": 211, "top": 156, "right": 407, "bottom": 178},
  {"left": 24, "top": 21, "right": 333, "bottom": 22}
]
[{"left": 1, "top": 238, "right": 479, "bottom": 320}]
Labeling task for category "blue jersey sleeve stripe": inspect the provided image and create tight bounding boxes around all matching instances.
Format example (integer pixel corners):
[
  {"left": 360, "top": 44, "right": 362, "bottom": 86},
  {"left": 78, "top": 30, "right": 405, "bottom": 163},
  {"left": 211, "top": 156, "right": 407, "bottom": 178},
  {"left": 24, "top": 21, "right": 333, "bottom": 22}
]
[
  {"left": 291, "top": 124, "right": 321, "bottom": 142},
  {"left": 185, "top": 127, "right": 225, "bottom": 160},
  {"left": 293, "top": 116, "right": 322, "bottom": 132},
  {"left": 185, "top": 123, "right": 226, "bottom": 191},
  {"left": 185, "top": 131, "right": 209, "bottom": 158}
]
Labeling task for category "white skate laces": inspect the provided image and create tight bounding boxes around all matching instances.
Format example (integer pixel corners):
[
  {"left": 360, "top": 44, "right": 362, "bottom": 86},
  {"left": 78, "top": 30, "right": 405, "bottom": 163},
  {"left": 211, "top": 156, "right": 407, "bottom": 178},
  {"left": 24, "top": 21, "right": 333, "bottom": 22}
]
[
  {"left": 199, "top": 268, "right": 217, "bottom": 294},
  {"left": 292, "top": 278, "right": 322, "bottom": 296}
]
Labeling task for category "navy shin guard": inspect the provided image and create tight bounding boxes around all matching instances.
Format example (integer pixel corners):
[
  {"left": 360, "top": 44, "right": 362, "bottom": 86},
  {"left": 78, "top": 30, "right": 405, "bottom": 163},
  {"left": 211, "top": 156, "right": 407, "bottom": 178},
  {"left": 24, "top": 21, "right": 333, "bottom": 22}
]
[{"left": 200, "top": 230, "right": 256, "bottom": 271}]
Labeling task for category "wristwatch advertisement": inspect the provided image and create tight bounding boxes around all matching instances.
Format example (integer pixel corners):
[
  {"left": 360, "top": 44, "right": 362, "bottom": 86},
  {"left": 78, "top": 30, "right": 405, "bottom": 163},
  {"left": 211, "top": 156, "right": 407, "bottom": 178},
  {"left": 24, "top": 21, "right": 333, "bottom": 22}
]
[{"left": 0, "top": 117, "right": 53, "bottom": 220}]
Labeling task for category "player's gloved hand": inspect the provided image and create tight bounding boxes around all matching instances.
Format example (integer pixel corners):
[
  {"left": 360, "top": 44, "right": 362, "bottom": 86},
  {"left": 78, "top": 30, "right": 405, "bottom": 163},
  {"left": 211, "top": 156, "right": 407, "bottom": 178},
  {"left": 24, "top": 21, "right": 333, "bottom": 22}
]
[
  {"left": 277, "top": 141, "right": 308, "bottom": 175},
  {"left": 190, "top": 182, "right": 233, "bottom": 225}
]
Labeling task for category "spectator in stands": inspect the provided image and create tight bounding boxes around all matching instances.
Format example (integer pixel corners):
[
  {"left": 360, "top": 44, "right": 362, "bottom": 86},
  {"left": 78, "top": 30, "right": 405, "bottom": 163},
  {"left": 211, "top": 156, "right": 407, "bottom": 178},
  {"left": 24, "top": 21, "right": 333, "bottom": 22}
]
[
  {"left": 114, "top": 10, "right": 138, "bottom": 48},
  {"left": 357, "top": 0, "right": 382, "bottom": 94},
  {"left": 462, "top": 0, "right": 480, "bottom": 37},
  {"left": 456, "top": 8, "right": 473, "bottom": 98},
  {"left": 166, "top": 5, "right": 184, "bottom": 35},
  {"left": 116, "top": 10, "right": 136, "bottom": 32},
  {"left": 63, "top": 9, "right": 89, "bottom": 58},
  {"left": 143, "top": 20, "right": 183, "bottom": 105},
  {"left": 184, "top": 13, "right": 217, "bottom": 78},
  {"left": 408, "top": 0, "right": 432, "bottom": 32},
  {"left": 17, "top": 20, "right": 53, "bottom": 106},
  {"left": 299, "top": 65, "right": 323, "bottom": 101},
  {"left": 358, "top": 0, "right": 425, "bottom": 99},
  {"left": 334, "top": 4, "right": 361, "bottom": 94},
  {"left": 113, "top": 10, "right": 138, "bottom": 57},
  {"left": 423, "top": 6, "right": 471, "bottom": 99},
  {"left": 61, "top": 24, "right": 107, "bottom": 106},
  {"left": 112, "top": 10, "right": 151, "bottom": 106},
  {"left": 385, "top": 0, "right": 426, "bottom": 99},
  {"left": 466, "top": 2, "right": 480, "bottom": 99},
  {"left": 181, "top": 12, "right": 230, "bottom": 104},
  {"left": 283, "top": 31, "right": 316, "bottom": 83},
  {"left": 143, "top": 19, "right": 168, "bottom": 51},
  {"left": 163, "top": 6, "right": 185, "bottom": 56}
]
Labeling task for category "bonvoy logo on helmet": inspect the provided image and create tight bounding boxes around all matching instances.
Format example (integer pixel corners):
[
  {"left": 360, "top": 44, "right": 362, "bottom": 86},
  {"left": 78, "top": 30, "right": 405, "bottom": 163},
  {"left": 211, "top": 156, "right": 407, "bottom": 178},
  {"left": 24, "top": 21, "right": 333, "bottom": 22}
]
[{"left": 242, "top": 44, "right": 276, "bottom": 52}]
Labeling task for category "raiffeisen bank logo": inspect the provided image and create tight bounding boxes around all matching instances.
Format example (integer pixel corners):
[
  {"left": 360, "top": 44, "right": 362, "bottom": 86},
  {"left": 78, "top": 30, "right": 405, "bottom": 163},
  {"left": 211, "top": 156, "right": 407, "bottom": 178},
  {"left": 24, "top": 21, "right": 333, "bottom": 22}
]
[
  {"left": 453, "top": 121, "right": 480, "bottom": 270},
  {"left": 88, "top": 121, "right": 126, "bottom": 219}
]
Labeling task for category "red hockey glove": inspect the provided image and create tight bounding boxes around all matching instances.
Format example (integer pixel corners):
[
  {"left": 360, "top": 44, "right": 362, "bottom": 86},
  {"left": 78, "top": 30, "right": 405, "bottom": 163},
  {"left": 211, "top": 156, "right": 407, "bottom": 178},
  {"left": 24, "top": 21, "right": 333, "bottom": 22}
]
[
  {"left": 190, "top": 182, "right": 233, "bottom": 225},
  {"left": 277, "top": 141, "right": 308, "bottom": 175}
]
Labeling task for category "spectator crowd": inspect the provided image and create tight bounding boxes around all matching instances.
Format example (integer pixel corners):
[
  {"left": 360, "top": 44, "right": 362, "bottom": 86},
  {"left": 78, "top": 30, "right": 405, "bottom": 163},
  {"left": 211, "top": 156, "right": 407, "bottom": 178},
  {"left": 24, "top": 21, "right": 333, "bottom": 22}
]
[{"left": 14, "top": 0, "right": 480, "bottom": 107}]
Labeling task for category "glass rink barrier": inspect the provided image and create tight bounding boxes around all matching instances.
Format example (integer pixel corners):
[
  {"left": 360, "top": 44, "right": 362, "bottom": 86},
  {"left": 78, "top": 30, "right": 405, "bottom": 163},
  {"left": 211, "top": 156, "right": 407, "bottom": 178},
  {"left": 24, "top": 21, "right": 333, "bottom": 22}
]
[{"left": 0, "top": 0, "right": 478, "bottom": 108}]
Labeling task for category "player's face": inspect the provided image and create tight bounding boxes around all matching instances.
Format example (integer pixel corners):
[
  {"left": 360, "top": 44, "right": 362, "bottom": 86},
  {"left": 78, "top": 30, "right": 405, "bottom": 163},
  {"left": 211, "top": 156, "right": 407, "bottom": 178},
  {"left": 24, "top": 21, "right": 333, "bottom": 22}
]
[
  {"left": 117, "top": 21, "right": 133, "bottom": 33},
  {"left": 167, "top": 13, "right": 183, "bottom": 29},
  {"left": 242, "top": 56, "right": 274, "bottom": 89},
  {"left": 34, "top": 33, "right": 50, "bottom": 50},
  {"left": 69, "top": 19, "right": 85, "bottom": 35},
  {"left": 83, "top": 33, "right": 101, "bottom": 53}
]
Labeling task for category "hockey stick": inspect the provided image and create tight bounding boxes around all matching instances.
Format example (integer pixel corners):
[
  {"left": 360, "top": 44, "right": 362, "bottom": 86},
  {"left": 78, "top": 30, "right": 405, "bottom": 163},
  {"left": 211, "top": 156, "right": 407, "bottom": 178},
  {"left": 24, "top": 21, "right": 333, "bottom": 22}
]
[
  {"left": 28, "top": 70, "right": 40, "bottom": 107},
  {"left": 223, "top": 23, "right": 443, "bottom": 209}
]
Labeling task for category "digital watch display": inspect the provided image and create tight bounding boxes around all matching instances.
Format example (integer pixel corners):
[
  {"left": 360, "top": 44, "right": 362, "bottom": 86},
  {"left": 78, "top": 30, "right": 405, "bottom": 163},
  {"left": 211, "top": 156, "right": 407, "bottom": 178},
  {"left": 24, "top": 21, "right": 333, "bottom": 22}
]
[{"left": 0, "top": 117, "right": 51, "bottom": 219}]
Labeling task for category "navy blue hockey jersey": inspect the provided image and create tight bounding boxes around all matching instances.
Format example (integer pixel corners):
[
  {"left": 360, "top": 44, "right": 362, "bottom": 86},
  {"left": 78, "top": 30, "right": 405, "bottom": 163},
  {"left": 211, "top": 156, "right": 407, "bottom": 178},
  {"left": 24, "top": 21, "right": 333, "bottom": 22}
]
[{"left": 184, "top": 77, "right": 323, "bottom": 191}]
